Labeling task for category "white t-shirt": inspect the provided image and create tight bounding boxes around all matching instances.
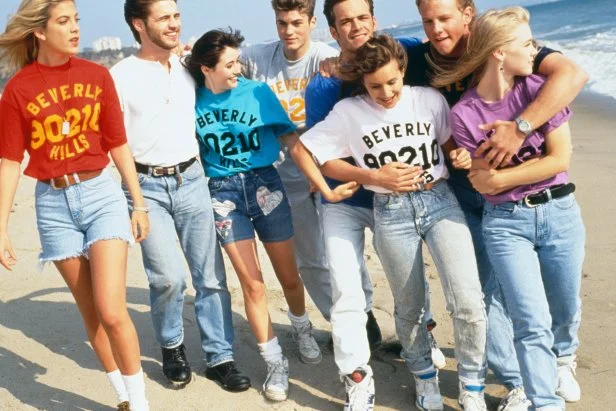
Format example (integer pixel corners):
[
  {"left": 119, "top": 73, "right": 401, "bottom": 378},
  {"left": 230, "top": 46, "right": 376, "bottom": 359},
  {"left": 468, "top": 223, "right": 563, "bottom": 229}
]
[
  {"left": 301, "top": 86, "right": 451, "bottom": 194},
  {"left": 111, "top": 54, "right": 198, "bottom": 166}
]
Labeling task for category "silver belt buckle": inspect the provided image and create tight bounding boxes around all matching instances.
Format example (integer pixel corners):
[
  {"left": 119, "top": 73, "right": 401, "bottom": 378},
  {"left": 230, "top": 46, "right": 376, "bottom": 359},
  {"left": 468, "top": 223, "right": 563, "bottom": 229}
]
[
  {"left": 152, "top": 167, "right": 164, "bottom": 177},
  {"left": 523, "top": 195, "right": 538, "bottom": 208}
]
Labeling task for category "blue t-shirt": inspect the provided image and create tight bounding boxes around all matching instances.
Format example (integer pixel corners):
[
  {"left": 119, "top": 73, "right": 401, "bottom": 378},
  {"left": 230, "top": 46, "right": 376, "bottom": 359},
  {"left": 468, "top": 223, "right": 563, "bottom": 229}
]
[
  {"left": 305, "top": 36, "right": 422, "bottom": 208},
  {"left": 195, "top": 77, "right": 296, "bottom": 177}
]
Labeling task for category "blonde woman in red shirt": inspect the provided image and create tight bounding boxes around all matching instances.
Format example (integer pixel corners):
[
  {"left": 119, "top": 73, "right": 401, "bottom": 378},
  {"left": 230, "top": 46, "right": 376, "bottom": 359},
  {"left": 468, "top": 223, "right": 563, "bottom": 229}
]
[{"left": 0, "top": 1, "right": 149, "bottom": 410}]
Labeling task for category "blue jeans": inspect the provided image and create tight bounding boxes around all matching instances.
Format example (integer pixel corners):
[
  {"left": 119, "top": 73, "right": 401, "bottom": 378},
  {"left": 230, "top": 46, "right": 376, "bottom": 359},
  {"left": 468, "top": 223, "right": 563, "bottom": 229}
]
[
  {"left": 483, "top": 193, "right": 585, "bottom": 410},
  {"left": 373, "top": 181, "right": 487, "bottom": 382},
  {"left": 123, "top": 160, "right": 234, "bottom": 367},
  {"left": 451, "top": 182, "right": 523, "bottom": 389},
  {"left": 322, "top": 203, "right": 376, "bottom": 374}
]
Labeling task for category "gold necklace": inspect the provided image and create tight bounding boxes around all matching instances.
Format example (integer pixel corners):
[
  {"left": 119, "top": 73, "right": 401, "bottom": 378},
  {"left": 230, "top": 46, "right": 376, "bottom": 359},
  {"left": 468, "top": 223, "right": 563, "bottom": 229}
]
[{"left": 35, "top": 57, "right": 72, "bottom": 136}]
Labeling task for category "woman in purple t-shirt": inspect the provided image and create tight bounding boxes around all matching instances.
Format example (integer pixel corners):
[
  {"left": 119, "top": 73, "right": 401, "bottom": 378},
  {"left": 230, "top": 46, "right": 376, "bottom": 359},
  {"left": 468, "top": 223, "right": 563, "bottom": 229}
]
[{"left": 433, "top": 7, "right": 585, "bottom": 410}]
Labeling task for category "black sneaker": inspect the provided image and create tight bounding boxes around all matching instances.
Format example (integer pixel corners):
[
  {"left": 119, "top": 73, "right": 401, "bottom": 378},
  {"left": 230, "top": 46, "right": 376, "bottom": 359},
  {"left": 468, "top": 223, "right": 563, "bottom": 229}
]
[
  {"left": 366, "top": 310, "right": 382, "bottom": 350},
  {"left": 205, "top": 361, "right": 251, "bottom": 392},
  {"left": 162, "top": 344, "right": 192, "bottom": 386}
]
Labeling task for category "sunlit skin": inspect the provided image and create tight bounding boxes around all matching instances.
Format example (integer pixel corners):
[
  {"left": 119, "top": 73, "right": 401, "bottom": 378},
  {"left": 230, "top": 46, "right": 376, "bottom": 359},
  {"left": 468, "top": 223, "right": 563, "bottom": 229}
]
[
  {"left": 34, "top": 0, "right": 79, "bottom": 66},
  {"left": 275, "top": 9, "right": 316, "bottom": 61},
  {"left": 133, "top": 0, "right": 180, "bottom": 64},
  {"left": 362, "top": 60, "right": 404, "bottom": 109},
  {"left": 202, "top": 46, "right": 243, "bottom": 94},
  {"left": 501, "top": 23, "right": 538, "bottom": 79},
  {"left": 418, "top": 0, "right": 472, "bottom": 58},
  {"left": 330, "top": 0, "right": 377, "bottom": 61}
]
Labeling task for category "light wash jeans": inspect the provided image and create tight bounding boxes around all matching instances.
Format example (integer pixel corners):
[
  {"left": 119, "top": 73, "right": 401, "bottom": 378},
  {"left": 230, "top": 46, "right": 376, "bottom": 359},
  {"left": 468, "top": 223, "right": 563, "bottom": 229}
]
[
  {"left": 373, "top": 181, "right": 487, "bottom": 382},
  {"left": 321, "top": 202, "right": 376, "bottom": 375},
  {"left": 123, "top": 160, "right": 234, "bottom": 367},
  {"left": 451, "top": 181, "right": 524, "bottom": 389},
  {"left": 483, "top": 193, "right": 584, "bottom": 410}
]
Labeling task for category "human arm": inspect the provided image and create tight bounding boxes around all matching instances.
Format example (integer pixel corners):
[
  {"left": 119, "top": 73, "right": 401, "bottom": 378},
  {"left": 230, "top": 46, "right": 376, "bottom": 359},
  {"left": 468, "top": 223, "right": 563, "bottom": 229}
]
[
  {"left": 0, "top": 159, "right": 20, "bottom": 270},
  {"left": 320, "top": 160, "right": 424, "bottom": 192},
  {"left": 469, "top": 123, "right": 572, "bottom": 195},
  {"left": 476, "top": 51, "right": 588, "bottom": 167},
  {"left": 441, "top": 138, "right": 472, "bottom": 170},
  {"left": 280, "top": 132, "right": 359, "bottom": 202},
  {"left": 109, "top": 144, "right": 149, "bottom": 242}
]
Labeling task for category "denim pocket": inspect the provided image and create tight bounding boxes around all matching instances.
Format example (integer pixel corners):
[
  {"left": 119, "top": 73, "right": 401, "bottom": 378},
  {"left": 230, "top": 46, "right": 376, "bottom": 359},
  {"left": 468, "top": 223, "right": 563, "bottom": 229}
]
[
  {"left": 81, "top": 171, "right": 111, "bottom": 190},
  {"left": 208, "top": 177, "right": 225, "bottom": 192},
  {"left": 552, "top": 193, "right": 576, "bottom": 210},
  {"left": 484, "top": 202, "right": 517, "bottom": 218},
  {"left": 35, "top": 181, "right": 53, "bottom": 200},
  {"left": 255, "top": 166, "right": 279, "bottom": 185},
  {"left": 181, "top": 160, "right": 205, "bottom": 182}
]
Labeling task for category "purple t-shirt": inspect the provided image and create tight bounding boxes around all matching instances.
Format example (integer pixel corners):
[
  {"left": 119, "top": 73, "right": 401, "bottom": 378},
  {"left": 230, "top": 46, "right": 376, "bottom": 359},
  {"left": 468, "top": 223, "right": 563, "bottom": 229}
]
[{"left": 450, "top": 74, "right": 572, "bottom": 205}]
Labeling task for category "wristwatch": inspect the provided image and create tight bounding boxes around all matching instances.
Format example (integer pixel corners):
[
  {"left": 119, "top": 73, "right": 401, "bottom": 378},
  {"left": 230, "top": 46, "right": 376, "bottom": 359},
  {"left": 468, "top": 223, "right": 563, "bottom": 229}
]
[{"left": 515, "top": 117, "right": 532, "bottom": 137}]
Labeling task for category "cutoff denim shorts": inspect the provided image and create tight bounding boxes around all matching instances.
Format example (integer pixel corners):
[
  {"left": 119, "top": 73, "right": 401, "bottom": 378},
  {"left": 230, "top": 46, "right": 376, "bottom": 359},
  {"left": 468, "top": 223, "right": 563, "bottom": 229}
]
[
  {"left": 35, "top": 168, "right": 133, "bottom": 267},
  {"left": 208, "top": 166, "right": 294, "bottom": 246}
]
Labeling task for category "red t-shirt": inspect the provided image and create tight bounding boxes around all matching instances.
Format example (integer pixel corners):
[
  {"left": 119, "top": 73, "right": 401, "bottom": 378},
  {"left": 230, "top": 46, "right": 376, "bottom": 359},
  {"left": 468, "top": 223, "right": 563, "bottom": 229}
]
[{"left": 0, "top": 57, "right": 127, "bottom": 180}]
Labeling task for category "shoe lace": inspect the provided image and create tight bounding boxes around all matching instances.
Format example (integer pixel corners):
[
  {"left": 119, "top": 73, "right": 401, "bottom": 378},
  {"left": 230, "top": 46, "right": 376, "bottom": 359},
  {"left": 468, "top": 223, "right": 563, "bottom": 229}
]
[
  {"left": 170, "top": 346, "right": 187, "bottom": 364},
  {"left": 266, "top": 360, "right": 288, "bottom": 388},
  {"left": 503, "top": 387, "right": 530, "bottom": 407},
  {"left": 294, "top": 323, "right": 319, "bottom": 351},
  {"left": 416, "top": 376, "right": 439, "bottom": 396},
  {"left": 346, "top": 375, "right": 372, "bottom": 410},
  {"left": 460, "top": 389, "right": 486, "bottom": 411}
]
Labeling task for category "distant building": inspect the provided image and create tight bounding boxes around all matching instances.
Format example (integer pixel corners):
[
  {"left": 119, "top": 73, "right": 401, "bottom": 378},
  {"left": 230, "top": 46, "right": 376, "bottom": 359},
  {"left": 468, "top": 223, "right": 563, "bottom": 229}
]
[{"left": 92, "top": 37, "right": 122, "bottom": 52}]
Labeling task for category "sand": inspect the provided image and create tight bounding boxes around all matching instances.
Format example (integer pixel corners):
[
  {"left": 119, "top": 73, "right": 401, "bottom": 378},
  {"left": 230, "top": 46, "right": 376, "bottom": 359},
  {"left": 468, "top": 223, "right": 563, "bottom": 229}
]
[{"left": 0, "top": 92, "right": 614, "bottom": 410}]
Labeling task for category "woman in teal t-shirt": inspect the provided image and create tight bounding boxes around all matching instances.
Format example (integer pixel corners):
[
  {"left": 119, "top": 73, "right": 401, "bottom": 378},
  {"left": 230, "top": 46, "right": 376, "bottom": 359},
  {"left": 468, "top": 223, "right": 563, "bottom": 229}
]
[{"left": 183, "top": 28, "right": 356, "bottom": 402}]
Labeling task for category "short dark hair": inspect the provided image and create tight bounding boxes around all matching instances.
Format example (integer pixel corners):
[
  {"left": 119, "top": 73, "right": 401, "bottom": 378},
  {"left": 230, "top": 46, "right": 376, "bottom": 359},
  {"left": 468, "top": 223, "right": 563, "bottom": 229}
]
[
  {"left": 271, "top": 0, "right": 316, "bottom": 19},
  {"left": 182, "top": 28, "right": 245, "bottom": 86},
  {"left": 339, "top": 34, "right": 407, "bottom": 95},
  {"left": 323, "top": 0, "right": 374, "bottom": 28},
  {"left": 124, "top": 0, "right": 177, "bottom": 44}
]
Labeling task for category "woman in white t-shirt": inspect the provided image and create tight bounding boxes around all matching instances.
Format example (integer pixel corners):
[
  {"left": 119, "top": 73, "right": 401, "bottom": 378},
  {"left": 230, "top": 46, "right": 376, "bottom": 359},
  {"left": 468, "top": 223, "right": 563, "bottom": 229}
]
[{"left": 297, "top": 34, "right": 488, "bottom": 411}]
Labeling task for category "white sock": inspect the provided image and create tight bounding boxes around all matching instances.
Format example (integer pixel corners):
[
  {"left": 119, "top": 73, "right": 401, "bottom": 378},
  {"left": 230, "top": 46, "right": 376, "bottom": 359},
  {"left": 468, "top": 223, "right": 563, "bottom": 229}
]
[
  {"left": 258, "top": 337, "right": 283, "bottom": 364},
  {"left": 106, "top": 369, "right": 129, "bottom": 403},
  {"left": 288, "top": 311, "right": 310, "bottom": 329},
  {"left": 122, "top": 369, "right": 149, "bottom": 411}
]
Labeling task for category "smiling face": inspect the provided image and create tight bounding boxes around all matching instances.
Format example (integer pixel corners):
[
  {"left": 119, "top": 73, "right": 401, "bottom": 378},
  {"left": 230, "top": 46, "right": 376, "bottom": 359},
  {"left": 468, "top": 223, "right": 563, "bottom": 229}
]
[
  {"left": 501, "top": 23, "right": 537, "bottom": 77},
  {"left": 419, "top": 0, "right": 472, "bottom": 57},
  {"left": 35, "top": 1, "right": 80, "bottom": 59},
  {"left": 137, "top": 0, "right": 181, "bottom": 52},
  {"left": 202, "top": 46, "right": 242, "bottom": 93},
  {"left": 275, "top": 9, "right": 316, "bottom": 59},
  {"left": 330, "top": 0, "right": 376, "bottom": 53},
  {"left": 362, "top": 59, "right": 404, "bottom": 109}
]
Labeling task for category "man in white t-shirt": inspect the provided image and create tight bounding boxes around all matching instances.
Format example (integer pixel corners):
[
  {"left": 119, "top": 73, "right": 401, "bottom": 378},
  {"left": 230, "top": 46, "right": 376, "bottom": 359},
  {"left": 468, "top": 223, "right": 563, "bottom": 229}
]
[
  {"left": 241, "top": 0, "right": 384, "bottom": 347},
  {"left": 111, "top": 0, "right": 250, "bottom": 392}
]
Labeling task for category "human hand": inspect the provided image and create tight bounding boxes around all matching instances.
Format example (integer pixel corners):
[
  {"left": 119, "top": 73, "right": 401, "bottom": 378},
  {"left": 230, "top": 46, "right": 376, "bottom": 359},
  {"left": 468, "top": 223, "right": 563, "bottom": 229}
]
[
  {"left": 476, "top": 120, "right": 525, "bottom": 168},
  {"left": 318, "top": 56, "right": 340, "bottom": 78},
  {"left": 131, "top": 209, "right": 150, "bottom": 243},
  {"left": 468, "top": 168, "right": 502, "bottom": 195},
  {"left": 0, "top": 232, "right": 17, "bottom": 271},
  {"left": 374, "top": 163, "right": 424, "bottom": 192},
  {"left": 449, "top": 148, "right": 472, "bottom": 170},
  {"left": 323, "top": 181, "right": 360, "bottom": 203}
]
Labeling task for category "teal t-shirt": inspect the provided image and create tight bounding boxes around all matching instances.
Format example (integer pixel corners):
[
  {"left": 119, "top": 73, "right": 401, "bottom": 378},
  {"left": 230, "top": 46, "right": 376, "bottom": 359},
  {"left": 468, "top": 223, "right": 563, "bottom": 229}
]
[{"left": 195, "top": 77, "right": 296, "bottom": 177}]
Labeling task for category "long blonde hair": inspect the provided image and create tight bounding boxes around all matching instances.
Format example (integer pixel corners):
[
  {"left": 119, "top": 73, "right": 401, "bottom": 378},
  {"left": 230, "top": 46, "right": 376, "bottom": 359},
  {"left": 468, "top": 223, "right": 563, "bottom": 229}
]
[
  {"left": 431, "top": 6, "right": 530, "bottom": 89},
  {"left": 0, "top": 0, "right": 74, "bottom": 72}
]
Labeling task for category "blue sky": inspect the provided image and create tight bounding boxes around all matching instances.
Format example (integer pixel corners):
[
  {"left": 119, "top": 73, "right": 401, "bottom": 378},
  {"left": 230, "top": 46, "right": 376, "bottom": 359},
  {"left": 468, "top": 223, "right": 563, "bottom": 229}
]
[{"left": 1, "top": 0, "right": 531, "bottom": 49}]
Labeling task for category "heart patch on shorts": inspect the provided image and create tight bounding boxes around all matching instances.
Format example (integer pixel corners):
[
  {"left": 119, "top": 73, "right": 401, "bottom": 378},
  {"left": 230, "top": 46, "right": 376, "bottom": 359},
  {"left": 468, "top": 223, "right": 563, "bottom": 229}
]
[
  {"left": 212, "top": 199, "right": 236, "bottom": 217},
  {"left": 256, "top": 186, "right": 283, "bottom": 216}
]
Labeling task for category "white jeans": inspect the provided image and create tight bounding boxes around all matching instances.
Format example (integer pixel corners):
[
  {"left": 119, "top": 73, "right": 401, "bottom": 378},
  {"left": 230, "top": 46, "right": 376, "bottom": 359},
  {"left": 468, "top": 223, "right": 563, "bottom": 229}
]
[{"left": 322, "top": 203, "right": 375, "bottom": 374}]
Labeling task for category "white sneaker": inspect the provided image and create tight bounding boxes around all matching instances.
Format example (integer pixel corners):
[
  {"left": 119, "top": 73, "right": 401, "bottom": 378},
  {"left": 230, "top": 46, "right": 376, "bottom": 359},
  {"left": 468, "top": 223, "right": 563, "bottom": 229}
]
[
  {"left": 556, "top": 356, "right": 581, "bottom": 402},
  {"left": 428, "top": 331, "right": 446, "bottom": 369},
  {"left": 263, "top": 357, "right": 289, "bottom": 402},
  {"left": 414, "top": 372, "right": 444, "bottom": 410},
  {"left": 458, "top": 383, "right": 487, "bottom": 411},
  {"left": 497, "top": 387, "right": 531, "bottom": 411},
  {"left": 292, "top": 322, "right": 322, "bottom": 364},
  {"left": 342, "top": 365, "right": 375, "bottom": 411}
]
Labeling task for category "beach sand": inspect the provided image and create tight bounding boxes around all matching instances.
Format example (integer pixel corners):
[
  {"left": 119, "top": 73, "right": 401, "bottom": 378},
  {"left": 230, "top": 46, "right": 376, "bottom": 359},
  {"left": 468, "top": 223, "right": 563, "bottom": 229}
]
[{"left": 0, "top": 92, "right": 614, "bottom": 410}]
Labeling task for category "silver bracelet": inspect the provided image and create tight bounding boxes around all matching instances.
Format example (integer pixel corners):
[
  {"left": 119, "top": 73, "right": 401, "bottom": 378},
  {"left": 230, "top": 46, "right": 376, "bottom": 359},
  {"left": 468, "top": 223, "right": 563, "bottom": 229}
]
[{"left": 133, "top": 206, "right": 149, "bottom": 213}]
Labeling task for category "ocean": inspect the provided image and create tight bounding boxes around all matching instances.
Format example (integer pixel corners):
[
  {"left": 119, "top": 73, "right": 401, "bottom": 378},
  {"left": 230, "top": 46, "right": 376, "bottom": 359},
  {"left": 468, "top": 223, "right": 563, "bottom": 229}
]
[{"left": 386, "top": 0, "right": 616, "bottom": 101}]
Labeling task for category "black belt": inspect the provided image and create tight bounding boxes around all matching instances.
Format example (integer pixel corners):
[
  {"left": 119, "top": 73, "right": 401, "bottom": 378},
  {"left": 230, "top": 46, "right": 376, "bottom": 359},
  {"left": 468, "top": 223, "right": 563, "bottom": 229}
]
[
  {"left": 522, "top": 183, "right": 575, "bottom": 207},
  {"left": 135, "top": 157, "right": 197, "bottom": 177}
]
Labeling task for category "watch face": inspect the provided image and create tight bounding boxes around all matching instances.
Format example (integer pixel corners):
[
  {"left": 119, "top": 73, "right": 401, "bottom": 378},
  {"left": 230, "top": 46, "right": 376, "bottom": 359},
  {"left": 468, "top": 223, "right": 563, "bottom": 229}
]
[{"left": 517, "top": 119, "right": 531, "bottom": 134}]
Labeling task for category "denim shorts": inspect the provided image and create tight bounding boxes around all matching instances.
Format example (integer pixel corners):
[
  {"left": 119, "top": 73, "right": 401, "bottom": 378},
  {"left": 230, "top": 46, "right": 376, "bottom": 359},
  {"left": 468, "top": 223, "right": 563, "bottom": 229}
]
[
  {"left": 35, "top": 168, "right": 133, "bottom": 267},
  {"left": 208, "top": 166, "right": 294, "bottom": 246}
]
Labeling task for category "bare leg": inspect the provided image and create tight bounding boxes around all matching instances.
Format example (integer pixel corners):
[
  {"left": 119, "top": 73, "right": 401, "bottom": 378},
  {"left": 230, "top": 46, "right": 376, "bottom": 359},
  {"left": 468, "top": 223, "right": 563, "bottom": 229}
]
[
  {"left": 224, "top": 239, "right": 274, "bottom": 343},
  {"left": 88, "top": 239, "right": 141, "bottom": 375},
  {"left": 263, "top": 239, "right": 305, "bottom": 317},
  {"left": 55, "top": 256, "right": 119, "bottom": 372}
]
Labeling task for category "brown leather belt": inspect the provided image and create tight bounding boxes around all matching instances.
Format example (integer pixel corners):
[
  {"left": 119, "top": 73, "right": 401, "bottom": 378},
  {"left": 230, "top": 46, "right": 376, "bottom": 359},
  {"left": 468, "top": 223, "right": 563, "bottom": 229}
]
[
  {"left": 417, "top": 178, "right": 443, "bottom": 191},
  {"left": 42, "top": 170, "right": 103, "bottom": 190},
  {"left": 135, "top": 157, "right": 197, "bottom": 177}
]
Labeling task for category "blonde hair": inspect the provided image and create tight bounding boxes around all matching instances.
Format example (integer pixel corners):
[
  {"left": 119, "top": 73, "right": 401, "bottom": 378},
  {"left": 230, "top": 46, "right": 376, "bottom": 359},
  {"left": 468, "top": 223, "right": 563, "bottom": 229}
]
[
  {"left": 0, "top": 0, "right": 74, "bottom": 72},
  {"left": 431, "top": 6, "right": 530, "bottom": 89}
]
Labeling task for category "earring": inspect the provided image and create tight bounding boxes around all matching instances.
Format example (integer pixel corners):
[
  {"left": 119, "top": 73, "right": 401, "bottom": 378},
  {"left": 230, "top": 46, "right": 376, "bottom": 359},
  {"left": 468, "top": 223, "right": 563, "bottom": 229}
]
[{"left": 499, "top": 65, "right": 504, "bottom": 72}]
